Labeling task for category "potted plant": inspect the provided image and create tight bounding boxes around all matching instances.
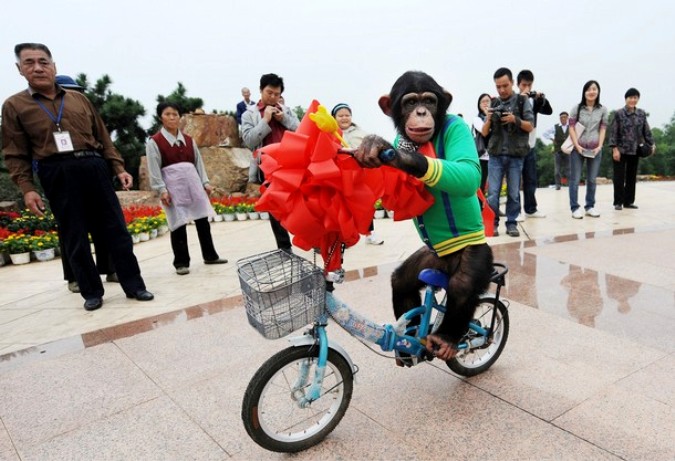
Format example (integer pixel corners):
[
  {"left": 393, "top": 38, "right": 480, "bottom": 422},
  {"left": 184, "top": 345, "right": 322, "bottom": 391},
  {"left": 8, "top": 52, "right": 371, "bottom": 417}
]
[
  {"left": 211, "top": 202, "right": 225, "bottom": 222},
  {"left": 127, "top": 221, "right": 143, "bottom": 244},
  {"left": 2, "top": 234, "right": 32, "bottom": 264},
  {"left": 235, "top": 203, "right": 249, "bottom": 221},
  {"left": 30, "top": 231, "right": 59, "bottom": 262},
  {"left": 222, "top": 205, "right": 236, "bottom": 221},
  {"left": 246, "top": 202, "right": 260, "bottom": 220},
  {"left": 373, "top": 199, "right": 386, "bottom": 219}
]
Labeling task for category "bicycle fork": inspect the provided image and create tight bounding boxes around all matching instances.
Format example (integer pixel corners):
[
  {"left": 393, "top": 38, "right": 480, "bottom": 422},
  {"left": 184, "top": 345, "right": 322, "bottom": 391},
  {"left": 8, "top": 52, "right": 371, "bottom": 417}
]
[{"left": 292, "top": 326, "right": 329, "bottom": 408}]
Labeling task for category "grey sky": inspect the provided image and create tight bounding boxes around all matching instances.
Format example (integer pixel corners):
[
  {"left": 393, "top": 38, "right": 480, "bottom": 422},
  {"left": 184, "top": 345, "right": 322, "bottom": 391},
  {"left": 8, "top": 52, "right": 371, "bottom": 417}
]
[{"left": 2, "top": 0, "right": 674, "bottom": 141}]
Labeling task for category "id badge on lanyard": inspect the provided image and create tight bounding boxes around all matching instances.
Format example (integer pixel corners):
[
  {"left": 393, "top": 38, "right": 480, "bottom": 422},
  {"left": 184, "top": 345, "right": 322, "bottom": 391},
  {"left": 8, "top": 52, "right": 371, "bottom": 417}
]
[
  {"left": 35, "top": 92, "right": 75, "bottom": 152},
  {"left": 53, "top": 131, "right": 74, "bottom": 152}
]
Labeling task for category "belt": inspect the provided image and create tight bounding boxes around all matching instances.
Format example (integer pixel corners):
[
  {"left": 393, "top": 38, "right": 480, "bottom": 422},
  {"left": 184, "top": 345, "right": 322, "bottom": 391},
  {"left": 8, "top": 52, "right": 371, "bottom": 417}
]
[{"left": 39, "top": 151, "right": 103, "bottom": 163}]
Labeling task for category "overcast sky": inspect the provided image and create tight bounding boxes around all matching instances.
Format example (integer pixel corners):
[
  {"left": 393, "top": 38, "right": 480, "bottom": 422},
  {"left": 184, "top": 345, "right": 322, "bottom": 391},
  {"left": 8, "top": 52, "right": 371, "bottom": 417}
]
[{"left": 2, "top": 0, "right": 674, "bottom": 141}]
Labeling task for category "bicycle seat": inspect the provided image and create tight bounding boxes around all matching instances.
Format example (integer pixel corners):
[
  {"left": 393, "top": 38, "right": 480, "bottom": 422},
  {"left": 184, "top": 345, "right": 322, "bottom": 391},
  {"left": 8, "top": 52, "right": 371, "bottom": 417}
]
[{"left": 418, "top": 268, "right": 448, "bottom": 289}]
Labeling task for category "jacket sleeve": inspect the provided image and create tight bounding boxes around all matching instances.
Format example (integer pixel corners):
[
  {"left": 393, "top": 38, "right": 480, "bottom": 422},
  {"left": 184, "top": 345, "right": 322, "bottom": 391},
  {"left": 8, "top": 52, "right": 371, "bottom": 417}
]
[
  {"left": 419, "top": 119, "right": 481, "bottom": 197},
  {"left": 608, "top": 112, "right": 620, "bottom": 148},
  {"left": 145, "top": 138, "right": 167, "bottom": 193},
  {"left": 535, "top": 96, "right": 553, "bottom": 116},
  {"left": 241, "top": 109, "right": 270, "bottom": 150},
  {"left": 643, "top": 116, "right": 654, "bottom": 145},
  {"left": 281, "top": 106, "right": 300, "bottom": 131},
  {"left": 1, "top": 99, "right": 36, "bottom": 194}
]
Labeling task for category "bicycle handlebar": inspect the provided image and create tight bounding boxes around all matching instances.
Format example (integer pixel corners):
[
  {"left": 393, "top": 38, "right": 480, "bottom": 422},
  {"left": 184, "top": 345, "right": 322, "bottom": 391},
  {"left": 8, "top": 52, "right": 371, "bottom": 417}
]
[{"left": 337, "top": 148, "right": 397, "bottom": 163}]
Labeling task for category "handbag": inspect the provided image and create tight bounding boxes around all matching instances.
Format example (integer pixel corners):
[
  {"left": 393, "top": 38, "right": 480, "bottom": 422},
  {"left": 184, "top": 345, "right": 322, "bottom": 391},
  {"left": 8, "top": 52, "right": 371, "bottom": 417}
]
[
  {"left": 635, "top": 121, "right": 653, "bottom": 158},
  {"left": 474, "top": 133, "right": 487, "bottom": 155},
  {"left": 637, "top": 142, "right": 653, "bottom": 158},
  {"left": 561, "top": 122, "right": 585, "bottom": 154}
]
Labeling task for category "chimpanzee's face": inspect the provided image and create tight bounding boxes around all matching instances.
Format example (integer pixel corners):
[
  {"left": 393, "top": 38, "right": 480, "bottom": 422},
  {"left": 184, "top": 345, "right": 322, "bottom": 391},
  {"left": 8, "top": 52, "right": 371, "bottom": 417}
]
[{"left": 401, "top": 92, "right": 438, "bottom": 144}]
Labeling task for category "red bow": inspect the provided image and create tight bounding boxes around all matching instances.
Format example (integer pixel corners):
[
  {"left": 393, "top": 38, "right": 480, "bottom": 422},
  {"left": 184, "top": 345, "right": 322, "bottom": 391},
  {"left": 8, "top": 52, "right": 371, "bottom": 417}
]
[{"left": 255, "top": 100, "right": 433, "bottom": 271}]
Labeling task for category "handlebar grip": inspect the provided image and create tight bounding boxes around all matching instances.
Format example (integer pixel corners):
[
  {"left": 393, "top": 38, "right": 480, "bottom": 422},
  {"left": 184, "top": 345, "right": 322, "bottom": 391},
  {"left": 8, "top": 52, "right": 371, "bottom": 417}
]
[{"left": 379, "top": 149, "right": 396, "bottom": 163}]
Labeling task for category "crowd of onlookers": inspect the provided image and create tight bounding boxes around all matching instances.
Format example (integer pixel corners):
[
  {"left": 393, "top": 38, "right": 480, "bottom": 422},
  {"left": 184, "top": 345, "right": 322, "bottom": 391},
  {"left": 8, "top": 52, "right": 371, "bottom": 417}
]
[{"left": 471, "top": 68, "right": 654, "bottom": 237}]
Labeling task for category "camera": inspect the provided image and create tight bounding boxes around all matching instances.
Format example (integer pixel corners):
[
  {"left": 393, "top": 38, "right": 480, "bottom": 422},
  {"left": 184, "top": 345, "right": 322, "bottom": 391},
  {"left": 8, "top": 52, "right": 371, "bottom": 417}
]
[
  {"left": 491, "top": 103, "right": 512, "bottom": 118},
  {"left": 527, "top": 91, "right": 544, "bottom": 99}
]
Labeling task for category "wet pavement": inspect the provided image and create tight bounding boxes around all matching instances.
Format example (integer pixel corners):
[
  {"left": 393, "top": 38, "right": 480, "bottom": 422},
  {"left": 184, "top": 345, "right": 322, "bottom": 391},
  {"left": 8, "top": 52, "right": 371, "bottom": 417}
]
[{"left": 1, "top": 182, "right": 674, "bottom": 460}]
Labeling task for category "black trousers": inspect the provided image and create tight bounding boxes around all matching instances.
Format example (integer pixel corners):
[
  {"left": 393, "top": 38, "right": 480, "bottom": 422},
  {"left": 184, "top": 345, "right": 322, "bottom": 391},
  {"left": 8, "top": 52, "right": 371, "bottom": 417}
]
[
  {"left": 38, "top": 156, "right": 146, "bottom": 299},
  {"left": 612, "top": 154, "right": 639, "bottom": 206},
  {"left": 170, "top": 217, "right": 219, "bottom": 268},
  {"left": 269, "top": 214, "right": 292, "bottom": 251},
  {"left": 60, "top": 230, "right": 115, "bottom": 282}
]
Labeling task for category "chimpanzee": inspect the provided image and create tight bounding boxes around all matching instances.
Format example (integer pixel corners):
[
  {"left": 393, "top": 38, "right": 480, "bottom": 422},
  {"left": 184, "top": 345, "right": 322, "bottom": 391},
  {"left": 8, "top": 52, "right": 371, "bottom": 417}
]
[{"left": 355, "top": 71, "right": 494, "bottom": 364}]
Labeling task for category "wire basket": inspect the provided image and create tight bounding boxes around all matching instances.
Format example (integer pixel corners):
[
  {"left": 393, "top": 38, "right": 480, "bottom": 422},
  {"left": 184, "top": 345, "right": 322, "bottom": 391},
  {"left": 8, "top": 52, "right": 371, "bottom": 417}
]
[{"left": 237, "top": 250, "right": 326, "bottom": 339}]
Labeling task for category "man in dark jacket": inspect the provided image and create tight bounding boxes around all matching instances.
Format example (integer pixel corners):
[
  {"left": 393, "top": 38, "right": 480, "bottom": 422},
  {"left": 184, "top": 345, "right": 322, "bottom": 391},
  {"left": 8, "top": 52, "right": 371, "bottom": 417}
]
[{"left": 517, "top": 69, "right": 552, "bottom": 220}]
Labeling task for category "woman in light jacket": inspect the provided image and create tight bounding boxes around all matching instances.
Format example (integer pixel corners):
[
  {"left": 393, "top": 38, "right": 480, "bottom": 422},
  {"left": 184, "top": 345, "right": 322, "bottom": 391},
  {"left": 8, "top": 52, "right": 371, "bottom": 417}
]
[{"left": 568, "top": 80, "right": 609, "bottom": 219}]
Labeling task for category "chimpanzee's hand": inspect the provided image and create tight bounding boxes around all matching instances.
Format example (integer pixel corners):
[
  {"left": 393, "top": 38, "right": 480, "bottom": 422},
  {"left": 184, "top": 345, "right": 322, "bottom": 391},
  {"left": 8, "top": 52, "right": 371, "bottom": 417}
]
[{"left": 354, "top": 135, "right": 394, "bottom": 168}]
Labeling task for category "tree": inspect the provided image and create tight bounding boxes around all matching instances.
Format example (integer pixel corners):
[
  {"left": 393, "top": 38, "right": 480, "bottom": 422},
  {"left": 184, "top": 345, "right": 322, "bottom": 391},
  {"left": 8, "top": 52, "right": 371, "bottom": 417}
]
[
  {"left": 149, "top": 83, "right": 204, "bottom": 135},
  {"left": 293, "top": 105, "right": 306, "bottom": 121},
  {"left": 76, "top": 73, "right": 147, "bottom": 187}
]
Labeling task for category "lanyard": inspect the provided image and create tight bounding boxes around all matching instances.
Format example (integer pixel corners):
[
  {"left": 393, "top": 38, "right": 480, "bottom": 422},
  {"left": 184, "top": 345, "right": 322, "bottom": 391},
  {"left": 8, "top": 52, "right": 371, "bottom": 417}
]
[{"left": 33, "top": 93, "right": 66, "bottom": 132}]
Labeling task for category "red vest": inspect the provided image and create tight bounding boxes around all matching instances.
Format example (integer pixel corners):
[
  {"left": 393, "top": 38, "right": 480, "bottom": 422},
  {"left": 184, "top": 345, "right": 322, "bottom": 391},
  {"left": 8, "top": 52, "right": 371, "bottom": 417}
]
[{"left": 151, "top": 132, "right": 195, "bottom": 167}]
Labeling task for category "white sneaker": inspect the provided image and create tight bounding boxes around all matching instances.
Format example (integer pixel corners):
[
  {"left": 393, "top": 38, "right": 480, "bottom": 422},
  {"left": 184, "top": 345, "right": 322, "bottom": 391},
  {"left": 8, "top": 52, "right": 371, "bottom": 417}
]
[
  {"left": 585, "top": 208, "right": 600, "bottom": 218},
  {"left": 525, "top": 210, "right": 546, "bottom": 218},
  {"left": 572, "top": 209, "right": 584, "bottom": 219},
  {"left": 516, "top": 213, "right": 525, "bottom": 222},
  {"left": 365, "top": 233, "right": 384, "bottom": 245}
]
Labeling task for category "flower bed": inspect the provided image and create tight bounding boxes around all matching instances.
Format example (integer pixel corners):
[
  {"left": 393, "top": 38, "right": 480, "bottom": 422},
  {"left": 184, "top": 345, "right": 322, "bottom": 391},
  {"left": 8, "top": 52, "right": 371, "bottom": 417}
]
[{"left": 0, "top": 198, "right": 263, "bottom": 266}]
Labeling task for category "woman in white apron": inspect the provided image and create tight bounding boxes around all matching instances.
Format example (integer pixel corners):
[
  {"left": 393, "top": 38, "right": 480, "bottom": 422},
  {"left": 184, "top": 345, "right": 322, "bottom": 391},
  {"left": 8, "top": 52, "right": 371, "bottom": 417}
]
[{"left": 146, "top": 102, "right": 227, "bottom": 275}]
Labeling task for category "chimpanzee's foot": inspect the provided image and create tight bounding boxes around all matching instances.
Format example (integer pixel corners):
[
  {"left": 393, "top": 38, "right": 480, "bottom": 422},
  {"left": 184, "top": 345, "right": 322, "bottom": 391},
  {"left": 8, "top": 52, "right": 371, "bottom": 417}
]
[{"left": 426, "top": 333, "right": 458, "bottom": 361}]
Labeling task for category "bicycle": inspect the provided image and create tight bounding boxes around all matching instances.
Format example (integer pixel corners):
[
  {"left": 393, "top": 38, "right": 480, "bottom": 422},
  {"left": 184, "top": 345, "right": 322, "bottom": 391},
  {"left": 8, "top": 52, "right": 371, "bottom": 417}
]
[{"left": 237, "top": 249, "right": 509, "bottom": 453}]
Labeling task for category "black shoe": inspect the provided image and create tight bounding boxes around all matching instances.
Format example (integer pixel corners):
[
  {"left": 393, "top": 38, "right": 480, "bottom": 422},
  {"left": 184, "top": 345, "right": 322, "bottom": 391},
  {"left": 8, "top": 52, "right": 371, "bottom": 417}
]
[
  {"left": 126, "top": 290, "right": 154, "bottom": 301},
  {"left": 84, "top": 297, "right": 103, "bottom": 311},
  {"left": 106, "top": 273, "right": 119, "bottom": 283},
  {"left": 614, "top": 205, "right": 623, "bottom": 210},
  {"left": 624, "top": 204, "right": 638, "bottom": 209},
  {"left": 204, "top": 258, "right": 228, "bottom": 265},
  {"left": 506, "top": 226, "right": 520, "bottom": 237}
]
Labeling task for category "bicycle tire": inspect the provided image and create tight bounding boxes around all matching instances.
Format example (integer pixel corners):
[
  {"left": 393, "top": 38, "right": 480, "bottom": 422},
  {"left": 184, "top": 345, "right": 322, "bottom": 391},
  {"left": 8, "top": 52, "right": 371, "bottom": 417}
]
[
  {"left": 241, "top": 345, "right": 354, "bottom": 453},
  {"left": 447, "top": 297, "right": 509, "bottom": 377}
]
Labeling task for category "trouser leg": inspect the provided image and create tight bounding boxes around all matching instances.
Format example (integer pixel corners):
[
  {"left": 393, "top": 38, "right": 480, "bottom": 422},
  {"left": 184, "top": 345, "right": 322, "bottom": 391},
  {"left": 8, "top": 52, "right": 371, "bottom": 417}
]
[
  {"left": 194, "top": 217, "right": 219, "bottom": 261},
  {"left": 624, "top": 156, "right": 639, "bottom": 205},
  {"left": 171, "top": 224, "right": 190, "bottom": 268},
  {"left": 269, "top": 215, "right": 292, "bottom": 250}
]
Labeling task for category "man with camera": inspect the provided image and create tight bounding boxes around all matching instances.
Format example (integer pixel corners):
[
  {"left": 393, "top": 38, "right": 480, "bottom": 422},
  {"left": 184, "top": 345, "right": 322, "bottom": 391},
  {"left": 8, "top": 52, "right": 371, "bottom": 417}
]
[
  {"left": 241, "top": 73, "right": 300, "bottom": 252},
  {"left": 516, "top": 69, "right": 553, "bottom": 220},
  {"left": 481, "top": 67, "right": 534, "bottom": 237}
]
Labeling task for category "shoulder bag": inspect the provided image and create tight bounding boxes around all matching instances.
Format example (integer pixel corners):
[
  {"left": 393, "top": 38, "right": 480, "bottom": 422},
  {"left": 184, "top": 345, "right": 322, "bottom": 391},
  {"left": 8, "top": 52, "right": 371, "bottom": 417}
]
[{"left": 561, "top": 123, "right": 585, "bottom": 154}]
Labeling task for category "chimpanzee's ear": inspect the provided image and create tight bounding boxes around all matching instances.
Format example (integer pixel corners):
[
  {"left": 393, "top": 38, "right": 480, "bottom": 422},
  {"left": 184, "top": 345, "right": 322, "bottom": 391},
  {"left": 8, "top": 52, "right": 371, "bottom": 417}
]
[
  {"left": 378, "top": 95, "right": 393, "bottom": 116},
  {"left": 443, "top": 90, "right": 453, "bottom": 106}
]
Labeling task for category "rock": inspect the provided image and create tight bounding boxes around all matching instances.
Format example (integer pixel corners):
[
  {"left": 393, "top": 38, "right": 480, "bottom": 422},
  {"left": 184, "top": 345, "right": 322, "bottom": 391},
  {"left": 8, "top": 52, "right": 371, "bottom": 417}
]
[
  {"left": 138, "top": 156, "right": 150, "bottom": 191},
  {"left": 116, "top": 190, "right": 158, "bottom": 208},
  {"left": 179, "top": 113, "right": 240, "bottom": 148},
  {"left": 201, "top": 147, "right": 252, "bottom": 194}
]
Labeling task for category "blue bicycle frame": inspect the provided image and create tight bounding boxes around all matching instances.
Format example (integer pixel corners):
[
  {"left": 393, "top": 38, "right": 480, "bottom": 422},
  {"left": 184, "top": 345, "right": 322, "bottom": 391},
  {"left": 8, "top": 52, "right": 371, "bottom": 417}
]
[{"left": 298, "top": 267, "right": 493, "bottom": 405}]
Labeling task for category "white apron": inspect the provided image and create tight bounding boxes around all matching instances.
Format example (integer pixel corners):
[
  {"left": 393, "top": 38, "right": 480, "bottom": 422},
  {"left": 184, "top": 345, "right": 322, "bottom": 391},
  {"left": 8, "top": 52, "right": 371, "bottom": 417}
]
[{"left": 161, "top": 162, "right": 215, "bottom": 231}]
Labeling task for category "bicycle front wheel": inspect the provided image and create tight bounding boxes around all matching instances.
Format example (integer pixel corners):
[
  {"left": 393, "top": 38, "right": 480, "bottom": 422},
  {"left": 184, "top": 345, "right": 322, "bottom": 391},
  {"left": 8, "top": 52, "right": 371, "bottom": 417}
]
[
  {"left": 447, "top": 297, "right": 509, "bottom": 377},
  {"left": 241, "top": 345, "right": 354, "bottom": 453}
]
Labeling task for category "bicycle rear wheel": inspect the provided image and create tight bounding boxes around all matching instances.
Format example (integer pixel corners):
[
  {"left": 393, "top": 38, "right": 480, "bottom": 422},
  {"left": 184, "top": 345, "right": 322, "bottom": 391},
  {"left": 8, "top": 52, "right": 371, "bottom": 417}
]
[
  {"left": 447, "top": 297, "right": 509, "bottom": 377},
  {"left": 242, "top": 345, "right": 354, "bottom": 453}
]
